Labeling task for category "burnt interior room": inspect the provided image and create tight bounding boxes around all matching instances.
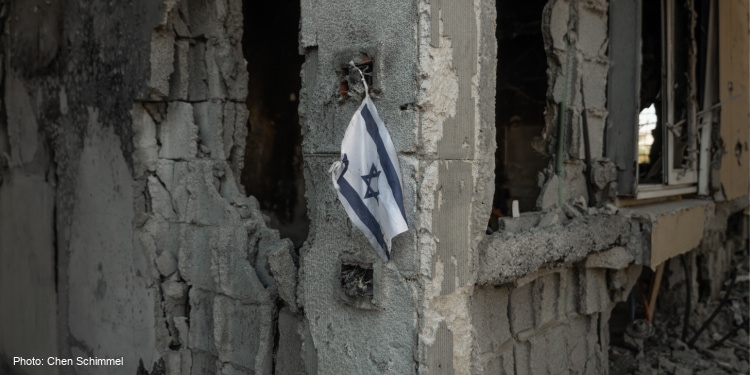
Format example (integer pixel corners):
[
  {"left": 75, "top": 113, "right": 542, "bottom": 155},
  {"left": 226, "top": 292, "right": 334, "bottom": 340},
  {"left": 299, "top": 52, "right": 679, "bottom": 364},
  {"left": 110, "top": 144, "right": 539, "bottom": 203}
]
[
  {"left": 491, "top": 0, "right": 550, "bottom": 223},
  {"left": 242, "top": 1, "right": 308, "bottom": 248}
]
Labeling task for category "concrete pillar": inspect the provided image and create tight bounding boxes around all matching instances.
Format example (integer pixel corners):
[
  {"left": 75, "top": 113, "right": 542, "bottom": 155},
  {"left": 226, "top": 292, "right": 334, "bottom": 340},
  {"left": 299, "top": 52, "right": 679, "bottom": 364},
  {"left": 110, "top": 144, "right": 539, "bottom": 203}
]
[{"left": 298, "top": 1, "right": 496, "bottom": 373}]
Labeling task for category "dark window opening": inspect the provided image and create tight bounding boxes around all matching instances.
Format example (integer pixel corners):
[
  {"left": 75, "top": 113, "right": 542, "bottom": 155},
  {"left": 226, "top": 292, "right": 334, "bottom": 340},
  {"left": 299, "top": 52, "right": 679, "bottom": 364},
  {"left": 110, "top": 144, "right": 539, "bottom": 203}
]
[
  {"left": 242, "top": 2, "right": 309, "bottom": 248},
  {"left": 490, "top": 0, "right": 550, "bottom": 230},
  {"left": 637, "top": 0, "right": 664, "bottom": 184}
]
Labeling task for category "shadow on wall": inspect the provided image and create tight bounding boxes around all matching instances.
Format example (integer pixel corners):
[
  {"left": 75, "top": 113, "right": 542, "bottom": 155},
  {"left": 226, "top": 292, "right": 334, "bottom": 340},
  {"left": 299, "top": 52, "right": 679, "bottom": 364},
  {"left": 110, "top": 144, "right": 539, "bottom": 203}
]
[{"left": 241, "top": 1, "right": 309, "bottom": 248}]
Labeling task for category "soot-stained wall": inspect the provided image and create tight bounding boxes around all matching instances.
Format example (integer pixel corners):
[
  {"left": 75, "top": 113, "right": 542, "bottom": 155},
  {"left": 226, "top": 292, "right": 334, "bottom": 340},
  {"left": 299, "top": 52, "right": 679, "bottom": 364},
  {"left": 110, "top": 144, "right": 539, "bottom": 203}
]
[{"left": 0, "top": 1, "right": 747, "bottom": 375}]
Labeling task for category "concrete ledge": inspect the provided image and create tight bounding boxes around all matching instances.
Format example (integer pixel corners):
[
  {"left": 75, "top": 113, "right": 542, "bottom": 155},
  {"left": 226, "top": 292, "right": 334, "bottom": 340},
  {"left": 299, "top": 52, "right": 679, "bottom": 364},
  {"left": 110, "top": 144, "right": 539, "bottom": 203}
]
[
  {"left": 620, "top": 199, "right": 713, "bottom": 267},
  {"left": 478, "top": 214, "right": 631, "bottom": 285}
]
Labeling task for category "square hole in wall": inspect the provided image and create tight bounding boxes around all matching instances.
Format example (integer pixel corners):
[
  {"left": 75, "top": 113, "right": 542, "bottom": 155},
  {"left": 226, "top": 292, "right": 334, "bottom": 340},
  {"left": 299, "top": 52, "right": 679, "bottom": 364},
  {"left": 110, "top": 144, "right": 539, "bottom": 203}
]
[
  {"left": 340, "top": 261, "right": 374, "bottom": 298},
  {"left": 337, "top": 56, "right": 374, "bottom": 99}
]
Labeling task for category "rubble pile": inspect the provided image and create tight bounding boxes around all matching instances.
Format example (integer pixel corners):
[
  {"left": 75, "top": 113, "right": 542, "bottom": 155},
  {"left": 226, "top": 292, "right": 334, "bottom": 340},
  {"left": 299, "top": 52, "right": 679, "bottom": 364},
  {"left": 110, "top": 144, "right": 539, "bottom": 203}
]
[{"left": 610, "top": 253, "right": 749, "bottom": 375}]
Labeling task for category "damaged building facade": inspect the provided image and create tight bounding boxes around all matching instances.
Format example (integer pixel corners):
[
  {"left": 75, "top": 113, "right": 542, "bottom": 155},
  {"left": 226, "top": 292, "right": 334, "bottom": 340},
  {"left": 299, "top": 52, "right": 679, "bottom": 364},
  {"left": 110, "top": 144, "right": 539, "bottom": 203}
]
[{"left": 0, "top": 0, "right": 748, "bottom": 374}]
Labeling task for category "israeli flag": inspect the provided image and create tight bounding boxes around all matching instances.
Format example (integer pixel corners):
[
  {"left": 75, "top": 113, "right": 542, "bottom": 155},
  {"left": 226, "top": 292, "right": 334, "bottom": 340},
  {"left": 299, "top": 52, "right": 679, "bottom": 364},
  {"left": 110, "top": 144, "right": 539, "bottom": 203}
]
[{"left": 329, "top": 85, "right": 408, "bottom": 261}]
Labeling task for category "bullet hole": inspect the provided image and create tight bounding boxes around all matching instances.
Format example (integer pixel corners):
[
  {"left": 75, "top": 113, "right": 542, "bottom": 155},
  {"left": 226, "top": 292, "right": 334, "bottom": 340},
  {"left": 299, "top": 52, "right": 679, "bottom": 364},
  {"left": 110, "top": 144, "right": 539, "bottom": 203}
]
[{"left": 340, "top": 262, "right": 374, "bottom": 298}]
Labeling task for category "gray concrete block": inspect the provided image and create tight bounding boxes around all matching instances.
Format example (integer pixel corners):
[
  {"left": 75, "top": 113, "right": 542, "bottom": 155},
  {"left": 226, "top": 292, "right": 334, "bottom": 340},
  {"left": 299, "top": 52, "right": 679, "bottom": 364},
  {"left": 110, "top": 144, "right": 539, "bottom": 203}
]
[
  {"left": 163, "top": 349, "right": 192, "bottom": 375},
  {"left": 190, "top": 350, "right": 218, "bottom": 375},
  {"left": 144, "top": 219, "right": 181, "bottom": 262},
  {"left": 188, "top": 288, "right": 217, "bottom": 355},
  {"left": 276, "top": 308, "right": 306, "bottom": 375},
  {"left": 211, "top": 226, "right": 271, "bottom": 303},
  {"left": 537, "top": 163, "right": 589, "bottom": 211},
  {"left": 608, "top": 264, "right": 641, "bottom": 303},
  {"left": 566, "top": 315, "right": 590, "bottom": 371},
  {"left": 179, "top": 225, "right": 216, "bottom": 290},
  {"left": 148, "top": 30, "right": 175, "bottom": 98},
  {"left": 205, "top": 42, "right": 227, "bottom": 100},
  {"left": 513, "top": 342, "right": 531, "bottom": 374},
  {"left": 528, "top": 327, "right": 562, "bottom": 374},
  {"left": 559, "top": 267, "right": 580, "bottom": 318},
  {"left": 169, "top": 39, "right": 190, "bottom": 101},
  {"left": 171, "top": 162, "right": 191, "bottom": 221},
  {"left": 131, "top": 103, "right": 159, "bottom": 177},
  {"left": 148, "top": 175, "right": 177, "bottom": 220},
  {"left": 591, "top": 158, "right": 616, "bottom": 190},
  {"left": 173, "top": 317, "right": 190, "bottom": 347},
  {"left": 254, "top": 227, "right": 282, "bottom": 289},
  {"left": 156, "top": 249, "right": 178, "bottom": 277},
  {"left": 581, "top": 60, "right": 609, "bottom": 110},
  {"left": 299, "top": 316, "right": 318, "bottom": 375},
  {"left": 193, "top": 101, "right": 226, "bottom": 160},
  {"left": 188, "top": 41, "right": 208, "bottom": 102},
  {"left": 225, "top": 102, "right": 248, "bottom": 175},
  {"left": 471, "top": 286, "right": 512, "bottom": 354},
  {"left": 137, "top": 230, "right": 162, "bottom": 284},
  {"left": 537, "top": 210, "right": 562, "bottom": 228},
  {"left": 533, "top": 273, "right": 561, "bottom": 327},
  {"left": 220, "top": 363, "right": 252, "bottom": 375},
  {"left": 213, "top": 295, "right": 274, "bottom": 373},
  {"left": 160, "top": 101, "right": 198, "bottom": 160},
  {"left": 221, "top": 102, "right": 234, "bottom": 162},
  {"left": 509, "top": 282, "right": 535, "bottom": 336},
  {"left": 173, "top": 3, "right": 191, "bottom": 38},
  {"left": 162, "top": 279, "right": 188, "bottom": 318},
  {"left": 498, "top": 213, "right": 541, "bottom": 233},
  {"left": 185, "top": 161, "right": 242, "bottom": 226},
  {"left": 186, "top": 0, "right": 219, "bottom": 38},
  {"left": 578, "top": 268, "right": 609, "bottom": 315},
  {"left": 584, "top": 111, "right": 608, "bottom": 160},
  {"left": 585, "top": 246, "right": 634, "bottom": 269},
  {"left": 267, "top": 238, "right": 298, "bottom": 312},
  {"left": 577, "top": 7, "right": 609, "bottom": 58}
]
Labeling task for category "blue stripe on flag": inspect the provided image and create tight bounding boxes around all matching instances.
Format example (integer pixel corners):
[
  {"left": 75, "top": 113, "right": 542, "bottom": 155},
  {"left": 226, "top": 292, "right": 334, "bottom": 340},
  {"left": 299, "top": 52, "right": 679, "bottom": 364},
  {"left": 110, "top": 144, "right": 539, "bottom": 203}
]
[
  {"left": 360, "top": 105, "right": 407, "bottom": 222},
  {"left": 336, "top": 155, "right": 389, "bottom": 259}
]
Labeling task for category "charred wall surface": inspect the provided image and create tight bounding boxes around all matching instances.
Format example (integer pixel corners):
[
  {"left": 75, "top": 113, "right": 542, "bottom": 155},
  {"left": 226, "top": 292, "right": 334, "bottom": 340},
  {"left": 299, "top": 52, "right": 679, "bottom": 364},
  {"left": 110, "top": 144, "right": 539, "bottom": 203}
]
[
  {"left": 0, "top": 0, "right": 158, "bottom": 373},
  {"left": 0, "top": 0, "right": 300, "bottom": 374}
]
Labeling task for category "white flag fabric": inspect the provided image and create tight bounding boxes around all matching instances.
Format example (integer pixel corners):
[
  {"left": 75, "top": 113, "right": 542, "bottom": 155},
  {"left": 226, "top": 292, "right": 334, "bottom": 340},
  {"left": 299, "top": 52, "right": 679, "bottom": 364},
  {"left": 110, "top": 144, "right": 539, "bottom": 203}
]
[{"left": 330, "top": 94, "right": 408, "bottom": 261}]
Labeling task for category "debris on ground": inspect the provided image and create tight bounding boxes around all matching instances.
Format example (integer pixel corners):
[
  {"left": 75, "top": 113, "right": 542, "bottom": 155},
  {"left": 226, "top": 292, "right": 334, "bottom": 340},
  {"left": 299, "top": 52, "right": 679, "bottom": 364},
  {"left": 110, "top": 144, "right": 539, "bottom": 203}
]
[{"left": 609, "top": 252, "right": 750, "bottom": 375}]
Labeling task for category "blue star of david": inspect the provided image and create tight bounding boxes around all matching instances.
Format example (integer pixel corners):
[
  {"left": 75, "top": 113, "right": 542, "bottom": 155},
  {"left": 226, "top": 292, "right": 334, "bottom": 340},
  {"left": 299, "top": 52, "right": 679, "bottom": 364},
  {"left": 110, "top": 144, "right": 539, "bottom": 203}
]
[{"left": 361, "top": 163, "right": 381, "bottom": 203}]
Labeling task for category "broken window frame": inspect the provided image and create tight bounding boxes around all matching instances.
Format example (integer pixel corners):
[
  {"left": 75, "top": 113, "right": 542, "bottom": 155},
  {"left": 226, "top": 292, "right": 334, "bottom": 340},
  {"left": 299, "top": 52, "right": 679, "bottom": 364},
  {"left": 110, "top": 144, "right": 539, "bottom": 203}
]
[{"left": 607, "top": 0, "right": 717, "bottom": 200}]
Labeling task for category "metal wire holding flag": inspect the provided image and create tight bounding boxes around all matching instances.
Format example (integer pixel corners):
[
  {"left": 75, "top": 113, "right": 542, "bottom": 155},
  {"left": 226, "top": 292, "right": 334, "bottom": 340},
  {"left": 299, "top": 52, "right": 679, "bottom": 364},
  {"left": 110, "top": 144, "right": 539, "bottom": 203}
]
[{"left": 329, "top": 62, "right": 408, "bottom": 262}]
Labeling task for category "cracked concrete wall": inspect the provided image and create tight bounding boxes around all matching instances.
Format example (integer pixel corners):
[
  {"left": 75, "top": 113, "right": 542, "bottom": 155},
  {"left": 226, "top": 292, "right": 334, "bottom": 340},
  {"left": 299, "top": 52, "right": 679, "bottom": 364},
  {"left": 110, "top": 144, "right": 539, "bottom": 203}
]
[
  {"left": 536, "top": 0, "right": 614, "bottom": 209},
  {"left": 129, "top": 1, "right": 300, "bottom": 374},
  {"left": 0, "top": 0, "right": 159, "bottom": 373},
  {"left": 2, "top": 0, "right": 747, "bottom": 374},
  {"left": 0, "top": 0, "right": 295, "bottom": 374}
]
